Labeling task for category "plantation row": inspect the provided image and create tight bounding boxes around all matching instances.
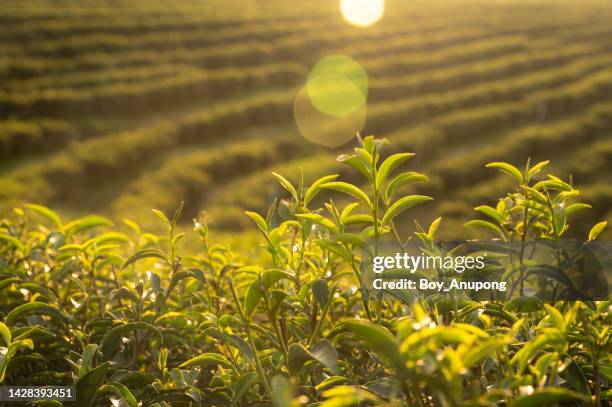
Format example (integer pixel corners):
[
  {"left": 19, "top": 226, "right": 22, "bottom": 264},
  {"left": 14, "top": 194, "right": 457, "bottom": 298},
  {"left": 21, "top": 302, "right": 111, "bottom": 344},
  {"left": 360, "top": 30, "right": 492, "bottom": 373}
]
[
  {"left": 0, "top": 19, "right": 491, "bottom": 78},
  {"left": 5, "top": 58, "right": 612, "bottom": 212},
  {"left": 4, "top": 60, "right": 612, "bottom": 232},
  {"left": 3, "top": 3, "right": 596, "bottom": 59},
  {"left": 3, "top": 36, "right": 612, "bottom": 163},
  {"left": 2, "top": 9, "right": 608, "bottom": 87}
]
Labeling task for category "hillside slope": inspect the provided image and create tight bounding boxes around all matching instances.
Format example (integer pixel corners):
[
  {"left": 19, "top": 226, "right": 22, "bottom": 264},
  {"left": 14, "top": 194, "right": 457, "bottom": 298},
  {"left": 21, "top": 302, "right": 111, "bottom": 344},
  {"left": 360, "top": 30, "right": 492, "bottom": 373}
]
[{"left": 1, "top": 0, "right": 611, "bottom": 239}]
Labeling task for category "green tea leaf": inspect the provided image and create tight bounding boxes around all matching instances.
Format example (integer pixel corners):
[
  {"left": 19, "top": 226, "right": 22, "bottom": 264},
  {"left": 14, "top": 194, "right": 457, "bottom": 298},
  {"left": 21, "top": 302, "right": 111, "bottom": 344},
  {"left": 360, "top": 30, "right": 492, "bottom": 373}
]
[
  {"left": 588, "top": 220, "right": 607, "bottom": 240},
  {"left": 244, "top": 269, "right": 293, "bottom": 316},
  {"left": 0, "top": 235, "right": 24, "bottom": 253},
  {"left": 97, "top": 382, "right": 137, "bottom": 407},
  {"left": 5, "top": 302, "right": 67, "bottom": 327},
  {"left": 0, "top": 339, "right": 33, "bottom": 382},
  {"left": 527, "top": 160, "right": 550, "bottom": 179},
  {"left": 272, "top": 172, "right": 298, "bottom": 200},
  {"left": 474, "top": 205, "right": 503, "bottom": 223},
  {"left": 179, "top": 353, "right": 231, "bottom": 369},
  {"left": 329, "top": 319, "right": 404, "bottom": 375},
  {"left": 232, "top": 372, "right": 260, "bottom": 406},
  {"left": 337, "top": 154, "right": 372, "bottom": 181},
  {"left": 244, "top": 211, "right": 268, "bottom": 234},
  {"left": 381, "top": 195, "right": 433, "bottom": 225},
  {"left": 151, "top": 209, "right": 170, "bottom": 226},
  {"left": 0, "top": 322, "right": 10, "bottom": 346},
  {"left": 25, "top": 203, "right": 62, "bottom": 227},
  {"left": 511, "top": 388, "right": 588, "bottom": 407},
  {"left": 287, "top": 340, "right": 338, "bottom": 375},
  {"left": 121, "top": 248, "right": 169, "bottom": 269},
  {"left": 304, "top": 175, "right": 339, "bottom": 206},
  {"left": 100, "top": 322, "right": 162, "bottom": 360},
  {"left": 312, "top": 279, "right": 329, "bottom": 310},
  {"left": 76, "top": 362, "right": 111, "bottom": 407},
  {"left": 384, "top": 171, "right": 429, "bottom": 202},
  {"left": 295, "top": 213, "right": 338, "bottom": 234},
  {"left": 63, "top": 215, "right": 113, "bottom": 235},
  {"left": 311, "top": 340, "right": 339, "bottom": 375},
  {"left": 464, "top": 219, "right": 504, "bottom": 238},
  {"left": 544, "top": 304, "right": 565, "bottom": 332},
  {"left": 486, "top": 162, "right": 524, "bottom": 184},
  {"left": 320, "top": 181, "right": 371, "bottom": 207},
  {"left": 170, "top": 201, "right": 184, "bottom": 232},
  {"left": 376, "top": 153, "right": 414, "bottom": 188},
  {"left": 562, "top": 359, "right": 590, "bottom": 395},
  {"left": 565, "top": 203, "right": 591, "bottom": 216}
]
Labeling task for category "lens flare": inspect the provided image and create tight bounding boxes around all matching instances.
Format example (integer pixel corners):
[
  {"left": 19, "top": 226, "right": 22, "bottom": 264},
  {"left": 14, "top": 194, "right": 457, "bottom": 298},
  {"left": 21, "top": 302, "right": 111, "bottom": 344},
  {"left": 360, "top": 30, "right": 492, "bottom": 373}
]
[
  {"left": 340, "top": 0, "right": 385, "bottom": 28},
  {"left": 294, "top": 84, "right": 366, "bottom": 148},
  {"left": 296, "top": 55, "right": 369, "bottom": 147},
  {"left": 306, "top": 55, "right": 368, "bottom": 117}
]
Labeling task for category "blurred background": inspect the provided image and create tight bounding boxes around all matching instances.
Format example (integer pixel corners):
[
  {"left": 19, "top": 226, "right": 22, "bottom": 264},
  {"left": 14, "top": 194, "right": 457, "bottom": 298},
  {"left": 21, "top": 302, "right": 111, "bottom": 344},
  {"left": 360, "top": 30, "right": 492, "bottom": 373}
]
[{"left": 1, "top": 0, "right": 611, "bottom": 239}]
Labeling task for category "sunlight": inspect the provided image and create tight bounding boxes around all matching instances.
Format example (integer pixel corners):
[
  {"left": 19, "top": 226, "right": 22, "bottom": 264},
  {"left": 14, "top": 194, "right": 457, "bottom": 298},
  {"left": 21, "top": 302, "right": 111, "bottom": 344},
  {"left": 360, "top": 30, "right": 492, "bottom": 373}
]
[{"left": 340, "top": 0, "right": 385, "bottom": 28}]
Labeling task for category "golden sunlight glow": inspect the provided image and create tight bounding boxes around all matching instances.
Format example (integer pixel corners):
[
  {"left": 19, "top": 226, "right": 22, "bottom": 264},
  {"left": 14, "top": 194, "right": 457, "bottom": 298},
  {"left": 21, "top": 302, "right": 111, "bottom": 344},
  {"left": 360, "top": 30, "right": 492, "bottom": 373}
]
[{"left": 340, "top": 0, "right": 385, "bottom": 28}]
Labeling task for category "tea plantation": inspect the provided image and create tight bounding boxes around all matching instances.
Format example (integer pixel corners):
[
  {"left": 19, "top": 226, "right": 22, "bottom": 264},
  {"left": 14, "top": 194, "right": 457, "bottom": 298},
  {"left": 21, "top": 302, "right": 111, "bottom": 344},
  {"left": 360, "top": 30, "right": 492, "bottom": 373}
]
[{"left": 0, "top": 0, "right": 611, "bottom": 239}]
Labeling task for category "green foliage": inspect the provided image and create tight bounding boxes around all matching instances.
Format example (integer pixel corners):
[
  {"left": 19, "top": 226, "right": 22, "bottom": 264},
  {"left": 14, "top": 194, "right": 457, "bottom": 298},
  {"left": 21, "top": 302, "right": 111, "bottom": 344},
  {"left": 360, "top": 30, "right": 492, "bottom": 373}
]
[{"left": 0, "top": 136, "right": 609, "bottom": 406}]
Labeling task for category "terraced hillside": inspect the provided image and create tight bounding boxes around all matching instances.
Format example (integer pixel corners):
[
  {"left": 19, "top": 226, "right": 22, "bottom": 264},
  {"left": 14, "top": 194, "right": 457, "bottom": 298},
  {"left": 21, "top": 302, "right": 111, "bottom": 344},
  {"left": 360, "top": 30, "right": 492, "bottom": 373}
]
[{"left": 1, "top": 0, "right": 611, "bottom": 239}]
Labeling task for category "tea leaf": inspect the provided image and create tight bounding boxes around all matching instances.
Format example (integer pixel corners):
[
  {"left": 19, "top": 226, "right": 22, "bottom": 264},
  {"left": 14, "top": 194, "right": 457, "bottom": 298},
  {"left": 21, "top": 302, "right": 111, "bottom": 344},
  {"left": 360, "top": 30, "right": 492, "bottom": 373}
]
[
  {"left": 384, "top": 171, "right": 429, "bottom": 201},
  {"left": 337, "top": 154, "right": 372, "bottom": 181},
  {"left": 474, "top": 205, "right": 503, "bottom": 223},
  {"left": 562, "top": 359, "right": 590, "bottom": 395},
  {"left": 244, "top": 269, "right": 293, "bottom": 316},
  {"left": 588, "top": 220, "right": 607, "bottom": 240},
  {"left": 25, "top": 203, "right": 62, "bottom": 227},
  {"left": 170, "top": 201, "right": 184, "bottom": 231},
  {"left": 272, "top": 172, "right": 298, "bottom": 200},
  {"left": 464, "top": 219, "right": 504, "bottom": 238},
  {"left": 232, "top": 372, "right": 260, "bottom": 406},
  {"left": 527, "top": 160, "right": 550, "bottom": 179},
  {"left": 0, "top": 235, "right": 24, "bottom": 253},
  {"left": 151, "top": 209, "right": 170, "bottom": 226},
  {"left": 5, "top": 302, "right": 67, "bottom": 326},
  {"left": 311, "top": 340, "right": 339, "bottom": 374},
  {"left": 330, "top": 319, "right": 404, "bottom": 374},
  {"left": 486, "top": 162, "right": 524, "bottom": 184},
  {"left": 76, "top": 362, "right": 111, "bottom": 407},
  {"left": 564, "top": 203, "right": 591, "bottom": 216},
  {"left": 100, "top": 322, "right": 162, "bottom": 360},
  {"left": 121, "top": 249, "right": 169, "bottom": 269},
  {"left": 511, "top": 388, "right": 588, "bottom": 407},
  {"left": 376, "top": 153, "right": 414, "bottom": 188},
  {"left": 381, "top": 195, "right": 433, "bottom": 225},
  {"left": 63, "top": 215, "right": 113, "bottom": 235},
  {"left": 304, "top": 175, "right": 339, "bottom": 206},
  {"left": 544, "top": 304, "right": 565, "bottom": 332},
  {"left": 312, "top": 279, "right": 329, "bottom": 310},
  {"left": 321, "top": 181, "right": 371, "bottom": 207},
  {"left": 295, "top": 213, "right": 338, "bottom": 234},
  {"left": 0, "top": 322, "right": 10, "bottom": 346},
  {"left": 97, "top": 382, "right": 137, "bottom": 407},
  {"left": 179, "top": 353, "right": 231, "bottom": 369},
  {"left": 288, "top": 340, "right": 338, "bottom": 374},
  {"left": 244, "top": 211, "right": 268, "bottom": 233}
]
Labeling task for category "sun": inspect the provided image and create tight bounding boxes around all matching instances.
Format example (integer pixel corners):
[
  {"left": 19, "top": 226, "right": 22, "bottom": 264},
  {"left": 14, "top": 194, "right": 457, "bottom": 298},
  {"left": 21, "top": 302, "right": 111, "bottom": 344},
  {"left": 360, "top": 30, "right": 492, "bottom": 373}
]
[{"left": 340, "top": 0, "right": 385, "bottom": 28}]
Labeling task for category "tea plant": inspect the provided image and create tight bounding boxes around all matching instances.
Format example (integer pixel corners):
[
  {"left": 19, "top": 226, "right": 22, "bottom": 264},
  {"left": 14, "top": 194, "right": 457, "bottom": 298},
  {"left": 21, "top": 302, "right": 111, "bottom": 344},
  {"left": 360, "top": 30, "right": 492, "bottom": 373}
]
[{"left": 0, "top": 136, "right": 609, "bottom": 406}]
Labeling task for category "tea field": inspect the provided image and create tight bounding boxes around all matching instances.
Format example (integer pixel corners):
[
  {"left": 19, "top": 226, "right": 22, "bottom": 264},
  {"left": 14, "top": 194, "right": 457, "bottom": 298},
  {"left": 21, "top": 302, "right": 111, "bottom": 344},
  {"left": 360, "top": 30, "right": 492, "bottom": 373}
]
[
  {"left": 0, "top": 134, "right": 610, "bottom": 405},
  {"left": 0, "top": 0, "right": 611, "bottom": 240}
]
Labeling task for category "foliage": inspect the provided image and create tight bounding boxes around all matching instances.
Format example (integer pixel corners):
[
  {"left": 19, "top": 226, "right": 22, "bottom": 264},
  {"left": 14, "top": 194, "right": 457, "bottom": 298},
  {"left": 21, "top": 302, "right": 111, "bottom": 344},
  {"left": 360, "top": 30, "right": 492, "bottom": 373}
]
[{"left": 0, "top": 136, "right": 609, "bottom": 406}]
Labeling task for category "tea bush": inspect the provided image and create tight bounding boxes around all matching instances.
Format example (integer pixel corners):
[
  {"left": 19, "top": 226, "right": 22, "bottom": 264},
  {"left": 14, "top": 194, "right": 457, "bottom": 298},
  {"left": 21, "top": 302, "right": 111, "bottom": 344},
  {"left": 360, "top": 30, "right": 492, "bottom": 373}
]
[{"left": 0, "top": 136, "right": 610, "bottom": 406}]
